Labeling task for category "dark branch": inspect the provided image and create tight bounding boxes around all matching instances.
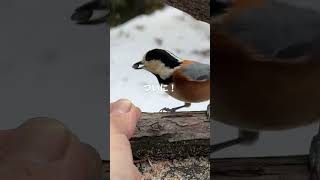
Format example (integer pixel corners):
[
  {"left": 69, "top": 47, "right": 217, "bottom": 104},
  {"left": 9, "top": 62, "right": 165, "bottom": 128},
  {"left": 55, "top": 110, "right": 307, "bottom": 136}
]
[
  {"left": 161, "top": 0, "right": 210, "bottom": 23},
  {"left": 212, "top": 155, "right": 310, "bottom": 179}
]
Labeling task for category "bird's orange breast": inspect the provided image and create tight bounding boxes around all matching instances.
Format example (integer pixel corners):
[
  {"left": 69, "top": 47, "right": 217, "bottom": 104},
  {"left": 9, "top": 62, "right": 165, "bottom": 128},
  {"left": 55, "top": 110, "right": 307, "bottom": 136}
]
[{"left": 213, "top": 32, "right": 320, "bottom": 130}]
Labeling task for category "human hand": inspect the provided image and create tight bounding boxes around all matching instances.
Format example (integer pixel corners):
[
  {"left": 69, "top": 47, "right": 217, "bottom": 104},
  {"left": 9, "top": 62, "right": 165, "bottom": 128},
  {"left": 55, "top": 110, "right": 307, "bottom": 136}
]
[
  {"left": 0, "top": 117, "right": 103, "bottom": 180},
  {"left": 110, "top": 99, "right": 142, "bottom": 180}
]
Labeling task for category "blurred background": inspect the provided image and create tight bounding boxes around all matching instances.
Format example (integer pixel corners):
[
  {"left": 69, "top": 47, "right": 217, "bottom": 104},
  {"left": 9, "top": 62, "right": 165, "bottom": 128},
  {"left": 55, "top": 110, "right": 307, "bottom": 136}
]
[
  {"left": 110, "top": 0, "right": 210, "bottom": 113},
  {"left": 109, "top": 0, "right": 163, "bottom": 27},
  {"left": 0, "top": 0, "right": 108, "bottom": 159},
  {"left": 212, "top": 0, "right": 320, "bottom": 159}
]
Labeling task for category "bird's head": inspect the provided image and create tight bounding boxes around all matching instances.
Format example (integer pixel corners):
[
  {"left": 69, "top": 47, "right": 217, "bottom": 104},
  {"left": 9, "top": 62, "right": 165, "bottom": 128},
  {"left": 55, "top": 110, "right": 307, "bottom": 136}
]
[{"left": 132, "top": 49, "right": 182, "bottom": 81}]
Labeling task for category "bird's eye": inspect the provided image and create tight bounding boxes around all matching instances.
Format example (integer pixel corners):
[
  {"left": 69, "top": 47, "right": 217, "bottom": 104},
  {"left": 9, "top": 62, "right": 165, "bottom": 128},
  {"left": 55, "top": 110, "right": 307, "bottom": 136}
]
[{"left": 211, "top": 0, "right": 233, "bottom": 16}]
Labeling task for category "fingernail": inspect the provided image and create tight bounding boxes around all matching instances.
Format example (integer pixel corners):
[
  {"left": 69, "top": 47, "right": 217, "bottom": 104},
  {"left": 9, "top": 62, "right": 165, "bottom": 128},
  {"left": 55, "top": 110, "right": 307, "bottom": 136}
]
[{"left": 114, "top": 99, "right": 132, "bottom": 113}]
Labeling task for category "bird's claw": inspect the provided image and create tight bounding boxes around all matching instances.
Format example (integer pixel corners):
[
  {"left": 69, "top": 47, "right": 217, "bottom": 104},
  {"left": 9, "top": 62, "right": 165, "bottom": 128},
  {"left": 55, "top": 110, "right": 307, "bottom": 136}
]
[
  {"left": 159, "top": 107, "right": 176, "bottom": 113},
  {"left": 309, "top": 133, "right": 320, "bottom": 180},
  {"left": 206, "top": 104, "right": 211, "bottom": 121}
]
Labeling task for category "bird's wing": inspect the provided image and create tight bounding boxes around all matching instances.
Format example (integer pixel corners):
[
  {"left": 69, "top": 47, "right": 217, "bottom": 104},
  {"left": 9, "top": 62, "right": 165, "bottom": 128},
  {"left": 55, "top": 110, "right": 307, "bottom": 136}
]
[
  {"left": 218, "top": 0, "right": 320, "bottom": 61},
  {"left": 179, "top": 61, "right": 210, "bottom": 82}
]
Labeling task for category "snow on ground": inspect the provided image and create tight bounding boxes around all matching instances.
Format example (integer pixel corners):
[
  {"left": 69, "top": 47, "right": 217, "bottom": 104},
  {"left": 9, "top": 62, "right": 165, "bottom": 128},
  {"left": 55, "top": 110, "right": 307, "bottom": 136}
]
[{"left": 110, "top": 6, "right": 210, "bottom": 112}]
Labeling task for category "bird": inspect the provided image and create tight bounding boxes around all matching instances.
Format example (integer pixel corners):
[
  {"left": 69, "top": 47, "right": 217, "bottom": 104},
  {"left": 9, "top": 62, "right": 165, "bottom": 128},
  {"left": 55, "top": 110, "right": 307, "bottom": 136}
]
[
  {"left": 212, "top": 0, "right": 320, "bottom": 178},
  {"left": 71, "top": 0, "right": 110, "bottom": 25},
  {"left": 132, "top": 49, "right": 210, "bottom": 113}
]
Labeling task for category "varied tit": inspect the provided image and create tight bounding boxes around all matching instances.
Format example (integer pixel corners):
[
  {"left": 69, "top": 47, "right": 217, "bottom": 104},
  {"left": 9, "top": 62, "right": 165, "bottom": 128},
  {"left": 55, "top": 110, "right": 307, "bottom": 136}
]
[
  {"left": 212, "top": 0, "right": 320, "bottom": 177},
  {"left": 132, "top": 49, "right": 210, "bottom": 113},
  {"left": 71, "top": 0, "right": 110, "bottom": 25}
]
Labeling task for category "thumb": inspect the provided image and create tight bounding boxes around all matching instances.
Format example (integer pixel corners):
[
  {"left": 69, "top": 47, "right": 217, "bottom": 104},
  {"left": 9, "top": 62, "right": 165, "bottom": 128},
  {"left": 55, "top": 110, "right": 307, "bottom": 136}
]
[{"left": 110, "top": 99, "right": 141, "bottom": 138}]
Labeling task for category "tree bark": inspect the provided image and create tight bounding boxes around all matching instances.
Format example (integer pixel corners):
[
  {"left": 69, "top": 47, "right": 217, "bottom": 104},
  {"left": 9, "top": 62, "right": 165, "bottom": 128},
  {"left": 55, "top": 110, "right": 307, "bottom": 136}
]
[
  {"left": 161, "top": 0, "right": 210, "bottom": 23},
  {"left": 131, "top": 111, "right": 210, "bottom": 159}
]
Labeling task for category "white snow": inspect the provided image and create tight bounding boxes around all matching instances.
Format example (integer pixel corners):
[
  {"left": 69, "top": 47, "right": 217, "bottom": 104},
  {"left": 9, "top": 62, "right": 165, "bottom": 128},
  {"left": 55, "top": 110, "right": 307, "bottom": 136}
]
[{"left": 110, "top": 6, "right": 210, "bottom": 112}]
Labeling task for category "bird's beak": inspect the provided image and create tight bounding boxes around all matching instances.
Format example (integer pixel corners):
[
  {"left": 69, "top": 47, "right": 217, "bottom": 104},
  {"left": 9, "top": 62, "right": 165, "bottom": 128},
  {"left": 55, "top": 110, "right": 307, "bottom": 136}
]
[{"left": 132, "top": 61, "right": 144, "bottom": 69}]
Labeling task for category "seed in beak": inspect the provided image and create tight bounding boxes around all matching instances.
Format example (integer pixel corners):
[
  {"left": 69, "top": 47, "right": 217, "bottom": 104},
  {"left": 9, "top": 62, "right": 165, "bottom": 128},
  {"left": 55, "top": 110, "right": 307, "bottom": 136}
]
[{"left": 132, "top": 62, "right": 144, "bottom": 69}]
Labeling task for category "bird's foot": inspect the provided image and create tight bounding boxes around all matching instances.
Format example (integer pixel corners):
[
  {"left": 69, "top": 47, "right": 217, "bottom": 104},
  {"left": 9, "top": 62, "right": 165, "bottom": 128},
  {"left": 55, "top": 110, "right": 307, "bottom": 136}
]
[
  {"left": 159, "top": 103, "right": 191, "bottom": 113},
  {"left": 159, "top": 107, "right": 176, "bottom": 113},
  {"left": 309, "top": 133, "right": 320, "bottom": 180},
  {"left": 206, "top": 104, "right": 211, "bottom": 122}
]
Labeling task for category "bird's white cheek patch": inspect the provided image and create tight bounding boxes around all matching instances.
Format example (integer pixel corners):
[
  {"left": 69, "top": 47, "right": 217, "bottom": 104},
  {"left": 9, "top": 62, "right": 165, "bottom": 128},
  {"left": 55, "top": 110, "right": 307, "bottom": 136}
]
[{"left": 144, "top": 60, "right": 177, "bottom": 80}]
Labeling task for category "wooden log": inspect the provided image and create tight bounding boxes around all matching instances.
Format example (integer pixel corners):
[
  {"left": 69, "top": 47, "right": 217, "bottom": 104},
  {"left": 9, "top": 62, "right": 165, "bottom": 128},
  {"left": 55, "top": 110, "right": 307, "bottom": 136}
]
[
  {"left": 130, "top": 111, "right": 210, "bottom": 159},
  {"left": 212, "top": 155, "right": 310, "bottom": 180},
  {"left": 161, "top": 0, "right": 210, "bottom": 23}
]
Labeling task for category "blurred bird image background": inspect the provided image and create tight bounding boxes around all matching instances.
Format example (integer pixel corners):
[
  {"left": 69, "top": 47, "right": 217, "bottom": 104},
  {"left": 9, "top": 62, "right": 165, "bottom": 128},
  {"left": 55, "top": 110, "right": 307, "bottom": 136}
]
[
  {"left": 212, "top": 0, "right": 320, "bottom": 159},
  {"left": 0, "top": 0, "right": 108, "bottom": 159},
  {"left": 110, "top": 0, "right": 210, "bottom": 112}
]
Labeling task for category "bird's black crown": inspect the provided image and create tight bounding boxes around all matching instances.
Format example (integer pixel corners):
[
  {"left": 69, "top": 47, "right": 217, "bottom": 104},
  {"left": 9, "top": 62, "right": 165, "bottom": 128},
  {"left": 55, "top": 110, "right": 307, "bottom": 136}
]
[{"left": 145, "top": 49, "right": 181, "bottom": 68}]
